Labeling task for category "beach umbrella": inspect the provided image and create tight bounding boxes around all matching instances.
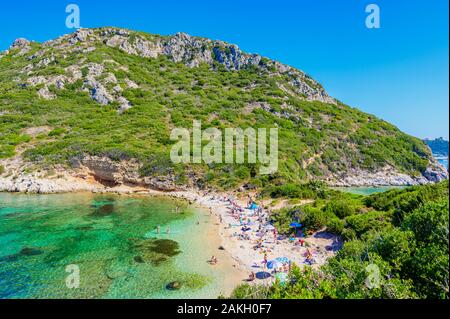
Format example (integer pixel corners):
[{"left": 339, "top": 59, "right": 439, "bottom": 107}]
[
  {"left": 256, "top": 232, "right": 265, "bottom": 237},
  {"left": 267, "top": 260, "right": 283, "bottom": 269},
  {"left": 265, "top": 224, "right": 275, "bottom": 231},
  {"left": 289, "top": 222, "right": 302, "bottom": 228}
]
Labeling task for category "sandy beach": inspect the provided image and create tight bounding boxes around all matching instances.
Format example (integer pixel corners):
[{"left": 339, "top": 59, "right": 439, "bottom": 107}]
[{"left": 146, "top": 188, "right": 343, "bottom": 289}]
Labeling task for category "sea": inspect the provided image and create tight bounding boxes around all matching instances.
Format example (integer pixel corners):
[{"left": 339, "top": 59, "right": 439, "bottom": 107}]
[{"left": 0, "top": 193, "right": 233, "bottom": 299}]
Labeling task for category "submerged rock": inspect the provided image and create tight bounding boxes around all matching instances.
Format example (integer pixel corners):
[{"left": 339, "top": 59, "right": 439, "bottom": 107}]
[
  {"left": 0, "top": 247, "right": 44, "bottom": 262},
  {"left": 133, "top": 256, "right": 144, "bottom": 263},
  {"left": 130, "top": 238, "right": 181, "bottom": 266},
  {"left": 91, "top": 203, "right": 115, "bottom": 216},
  {"left": 20, "top": 247, "right": 44, "bottom": 256},
  {"left": 104, "top": 262, "right": 128, "bottom": 280}
]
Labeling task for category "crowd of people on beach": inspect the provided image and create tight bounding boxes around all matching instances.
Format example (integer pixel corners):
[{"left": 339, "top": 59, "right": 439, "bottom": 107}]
[{"left": 152, "top": 191, "right": 319, "bottom": 283}]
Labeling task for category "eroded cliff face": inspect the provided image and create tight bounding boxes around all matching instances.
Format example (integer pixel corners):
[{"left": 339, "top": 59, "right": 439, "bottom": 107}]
[
  {"left": 1, "top": 153, "right": 447, "bottom": 194},
  {"left": 0, "top": 155, "right": 181, "bottom": 194}
]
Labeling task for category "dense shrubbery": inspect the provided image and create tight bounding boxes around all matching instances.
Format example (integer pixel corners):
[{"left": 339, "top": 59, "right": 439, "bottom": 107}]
[
  {"left": 234, "top": 181, "right": 449, "bottom": 299},
  {"left": 261, "top": 181, "right": 328, "bottom": 200},
  {"left": 364, "top": 182, "right": 449, "bottom": 225}
]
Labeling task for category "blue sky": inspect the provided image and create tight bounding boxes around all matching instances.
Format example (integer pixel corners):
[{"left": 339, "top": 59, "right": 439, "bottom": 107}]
[{"left": 1, "top": 0, "right": 448, "bottom": 139}]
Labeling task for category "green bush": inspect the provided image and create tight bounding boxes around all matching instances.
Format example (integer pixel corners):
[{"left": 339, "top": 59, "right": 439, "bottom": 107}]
[
  {"left": 326, "top": 218, "right": 345, "bottom": 234},
  {"left": 301, "top": 206, "right": 332, "bottom": 232},
  {"left": 344, "top": 211, "right": 391, "bottom": 239},
  {"left": 323, "top": 200, "right": 356, "bottom": 219}
]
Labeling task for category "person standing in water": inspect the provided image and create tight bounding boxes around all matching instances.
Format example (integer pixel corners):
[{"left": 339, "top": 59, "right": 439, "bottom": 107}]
[
  {"left": 156, "top": 225, "right": 161, "bottom": 234},
  {"left": 166, "top": 226, "right": 171, "bottom": 235}
]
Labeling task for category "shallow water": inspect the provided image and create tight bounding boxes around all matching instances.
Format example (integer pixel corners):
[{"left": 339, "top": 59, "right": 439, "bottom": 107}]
[{"left": 0, "top": 192, "right": 231, "bottom": 299}]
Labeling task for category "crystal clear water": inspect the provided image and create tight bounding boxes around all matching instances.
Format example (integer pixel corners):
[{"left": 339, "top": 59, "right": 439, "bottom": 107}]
[{"left": 0, "top": 192, "right": 231, "bottom": 299}]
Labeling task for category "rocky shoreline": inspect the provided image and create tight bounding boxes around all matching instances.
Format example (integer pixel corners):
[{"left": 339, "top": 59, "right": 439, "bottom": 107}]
[
  {"left": 1, "top": 152, "right": 448, "bottom": 195},
  {"left": 326, "top": 163, "right": 448, "bottom": 187}
]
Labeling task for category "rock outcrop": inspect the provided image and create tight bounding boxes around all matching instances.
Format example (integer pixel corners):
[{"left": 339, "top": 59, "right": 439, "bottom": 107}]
[{"left": 327, "top": 163, "right": 448, "bottom": 187}]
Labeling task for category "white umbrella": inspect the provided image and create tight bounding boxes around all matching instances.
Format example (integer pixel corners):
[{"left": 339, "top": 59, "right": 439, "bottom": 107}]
[{"left": 265, "top": 225, "right": 275, "bottom": 231}]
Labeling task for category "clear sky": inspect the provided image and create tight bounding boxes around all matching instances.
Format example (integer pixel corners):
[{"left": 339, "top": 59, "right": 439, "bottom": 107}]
[{"left": 1, "top": 0, "right": 448, "bottom": 139}]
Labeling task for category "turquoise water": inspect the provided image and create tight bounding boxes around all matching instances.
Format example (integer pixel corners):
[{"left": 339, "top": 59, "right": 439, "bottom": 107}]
[
  {"left": 333, "top": 186, "right": 406, "bottom": 196},
  {"left": 0, "top": 193, "right": 229, "bottom": 299}
]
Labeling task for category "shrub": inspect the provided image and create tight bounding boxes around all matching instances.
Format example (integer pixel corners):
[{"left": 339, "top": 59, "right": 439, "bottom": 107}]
[
  {"left": 344, "top": 211, "right": 391, "bottom": 239},
  {"left": 323, "top": 200, "right": 356, "bottom": 219},
  {"left": 300, "top": 206, "right": 331, "bottom": 232},
  {"left": 326, "top": 218, "right": 345, "bottom": 234}
]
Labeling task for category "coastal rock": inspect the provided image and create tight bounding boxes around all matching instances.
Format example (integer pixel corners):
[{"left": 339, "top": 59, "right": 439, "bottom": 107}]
[
  {"left": 422, "top": 161, "right": 448, "bottom": 183},
  {"left": 327, "top": 164, "right": 448, "bottom": 187},
  {"left": 83, "top": 157, "right": 121, "bottom": 182}
]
